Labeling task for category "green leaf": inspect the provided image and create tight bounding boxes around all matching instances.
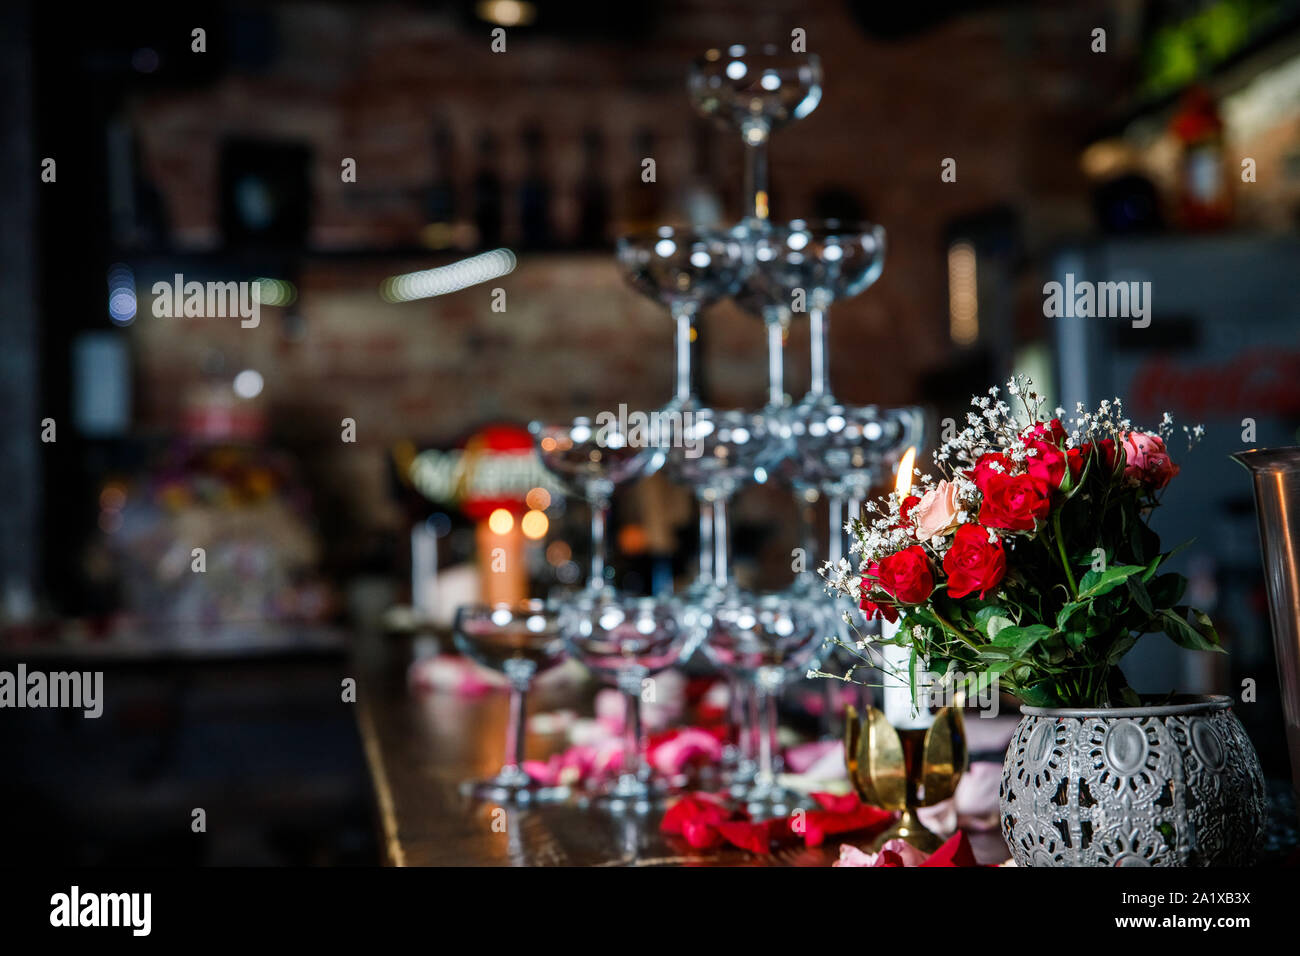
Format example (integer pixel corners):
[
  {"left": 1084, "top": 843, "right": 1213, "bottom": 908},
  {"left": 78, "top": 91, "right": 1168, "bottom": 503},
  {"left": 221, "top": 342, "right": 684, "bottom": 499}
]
[
  {"left": 1063, "top": 629, "right": 1086, "bottom": 651},
  {"left": 985, "top": 615, "right": 1015, "bottom": 642},
  {"left": 973, "top": 605, "right": 1012, "bottom": 628},
  {"left": 968, "top": 661, "right": 1015, "bottom": 697},
  {"left": 1126, "top": 576, "right": 1154, "bottom": 617},
  {"left": 992, "top": 624, "right": 1055, "bottom": 658},
  {"left": 1061, "top": 451, "right": 1092, "bottom": 501},
  {"left": 1129, "top": 513, "right": 1155, "bottom": 563},
  {"left": 1056, "top": 601, "right": 1089, "bottom": 632},
  {"left": 1017, "top": 683, "right": 1058, "bottom": 707},
  {"left": 1105, "top": 632, "right": 1141, "bottom": 665},
  {"left": 1078, "top": 564, "right": 1145, "bottom": 600},
  {"left": 1160, "top": 608, "right": 1225, "bottom": 653},
  {"left": 908, "top": 644, "right": 919, "bottom": 703},
  {"left": 1189, "top": 608, "right": 1222, "bottom": 648},
  {"left": 1140, "top": 540, "right": 1191, "bottom": 583},
  {"left": 1147, "top": 572, "right": 1187, "bottom": 608}
]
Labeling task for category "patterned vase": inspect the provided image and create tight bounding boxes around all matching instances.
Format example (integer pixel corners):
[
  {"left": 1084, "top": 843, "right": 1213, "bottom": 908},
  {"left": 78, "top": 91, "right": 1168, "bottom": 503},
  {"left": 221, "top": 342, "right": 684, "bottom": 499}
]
[{"left": 999, "top": 695, "right": 1266, "bottom": 866}]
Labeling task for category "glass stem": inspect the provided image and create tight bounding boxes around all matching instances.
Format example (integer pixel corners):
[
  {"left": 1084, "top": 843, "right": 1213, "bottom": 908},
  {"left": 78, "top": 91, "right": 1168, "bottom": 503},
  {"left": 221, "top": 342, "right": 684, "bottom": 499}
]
[
  {"left": 728, "top": 676, "right": 745, "bottom": 754},
  {"left": 503, "top": 684, "right": 527, "bottom": 773},
  {"left": 755, "top": 687, "right": 779, "bottom": 786},
  {"left": 696, "top": 495, "right": 714, "bottom": 587},
  {"left": 742, "top": 124, "right": 771, "bottom": 223},
  {"left": 765, "top": 316, "right": 785, "bottom": 409},
  {"left": 795, "top": 488, "right": 817, "bottom": 577},
  {"left": 671, "top": 304, "right": 696, "bottom": 406},
  {"left": 590, "top": 497, "right": 609, "bottom": 590},
  {"left": 713, "top": 495, "right": 732, "bottom": 588},
  {"left": 621, "top": 684, "right": 646, "bottom": 782},
  {"left": 827, "top": 494, "right": 844, "bottom": 567},
  {"left": 808, "top": 306, "right": 830, "bottom": 399},
  {"left": 744, "top": 682, "right": 759, "bottom": 762}
]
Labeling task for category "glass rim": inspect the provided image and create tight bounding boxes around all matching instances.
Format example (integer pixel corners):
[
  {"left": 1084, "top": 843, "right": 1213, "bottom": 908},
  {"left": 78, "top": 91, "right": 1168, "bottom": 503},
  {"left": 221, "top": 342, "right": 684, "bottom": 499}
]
[
  {"left": 454, "top": 598, "right": 552, "bottom": 618},
  {"left": 691, "top": 44, "right": 822, "bottom": 65}
]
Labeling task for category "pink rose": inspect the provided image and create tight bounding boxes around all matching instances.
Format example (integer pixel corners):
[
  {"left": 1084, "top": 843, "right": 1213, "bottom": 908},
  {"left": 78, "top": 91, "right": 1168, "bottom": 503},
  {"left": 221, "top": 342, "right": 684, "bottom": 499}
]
[
  {"left": 1119, "top": 431, "right": 1180, "bottom": 490},
  {"left": 913, "top": 480, "right": 961, "bottom": 540}
]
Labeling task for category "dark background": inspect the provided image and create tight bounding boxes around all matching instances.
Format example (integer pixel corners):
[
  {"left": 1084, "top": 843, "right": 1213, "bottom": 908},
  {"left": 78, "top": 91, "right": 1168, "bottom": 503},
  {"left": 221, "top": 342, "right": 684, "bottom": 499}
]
[{"left": 2, "top": 0, "right": 1299, "bottom": 864}]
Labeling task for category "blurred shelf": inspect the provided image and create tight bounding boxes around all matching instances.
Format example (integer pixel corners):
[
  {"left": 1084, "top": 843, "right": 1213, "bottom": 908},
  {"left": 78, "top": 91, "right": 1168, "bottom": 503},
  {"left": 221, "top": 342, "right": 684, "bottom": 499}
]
[{"left": 0, "top": 620, "right": 349, "bottom": 664}]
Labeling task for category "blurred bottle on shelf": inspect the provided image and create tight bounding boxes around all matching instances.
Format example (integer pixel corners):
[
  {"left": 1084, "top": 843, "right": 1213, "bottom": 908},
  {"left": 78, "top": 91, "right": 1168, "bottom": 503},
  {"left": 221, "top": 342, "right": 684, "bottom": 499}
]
[
  {"left": 518, "top": 124, "right": 553, "bottom": 249},
  {"left": 575, "top": 126, "right": 610, "bottom": 248},
  {"left": 1170, "top": 85, "right": 1231, "bottom": 231},
  {"left": 619, "top": 127, "right": 662, "bottom": 234},
  {"left": 473, "top": 130, "right": 504, "bottom": 249},
  {"left": 676, "top": 119, "right": 724, "bottom": 229},
  {"left": 422, "top": 120, "right": 458, "bottom": 250}
]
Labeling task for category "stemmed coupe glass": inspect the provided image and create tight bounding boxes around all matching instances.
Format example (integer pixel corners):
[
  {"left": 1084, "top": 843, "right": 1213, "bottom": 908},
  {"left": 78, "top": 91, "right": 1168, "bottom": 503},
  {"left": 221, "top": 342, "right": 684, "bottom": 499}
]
[
  {"left": 452, "top": 601, "right": 568, "bottom": 803},
  {"left": 614, "top": 225, "right": 746, "bottom": 606},
  {"left": 738, "top": 219, "right": 886, "bottom": 415},
  {"left": 699, "top": 589, "right": 831, "bottom": 816},
  {"left": 667, "top": 407, "right": 768, "bottom": 601},
  {"left": 689, "top": 44, "right": 822, "bottom": 225},
  {"left": 664, "top": 406, "right": 770, "bottom": 791},
  {"left": 531, "top": 415, "right": 661, "bottom": 600},
  {"left": 559, "top": 595, "right": 702, "bottom": 812},
  {"left": 780, "top": 404, "right": 922, "bottom": 585},
  {"left": 617, "top": 226, "right": 747, "bottom": 412}
]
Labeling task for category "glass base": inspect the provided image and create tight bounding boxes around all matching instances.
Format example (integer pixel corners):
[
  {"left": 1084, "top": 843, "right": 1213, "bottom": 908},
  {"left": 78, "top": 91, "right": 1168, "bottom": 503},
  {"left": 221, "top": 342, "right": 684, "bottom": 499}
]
[
  {"left": 577, "top": 774, "right": 674, "bottom": 815},
  {"left": 795, "top": 391, "right": 840, "bottom": 414},
  {"left": 735, "top": 780, "right": 810, "bottom": 820},
  {"left": 721, "top": 758, "right": 758, "bottom": 795},
  {"left": 460, "top": 767, "right": 569, "bottom": 805}
]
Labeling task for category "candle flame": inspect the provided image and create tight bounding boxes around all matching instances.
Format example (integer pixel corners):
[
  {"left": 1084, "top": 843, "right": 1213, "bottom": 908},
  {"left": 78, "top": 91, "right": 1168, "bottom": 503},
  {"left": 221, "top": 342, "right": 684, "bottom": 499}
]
[{"left": 895, "top": 447, "right": 917, "bottom": 498}]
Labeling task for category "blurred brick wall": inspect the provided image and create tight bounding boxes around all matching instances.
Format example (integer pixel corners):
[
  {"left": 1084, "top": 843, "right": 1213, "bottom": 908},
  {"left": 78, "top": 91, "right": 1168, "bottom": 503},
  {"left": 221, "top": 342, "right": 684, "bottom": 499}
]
[{"left": 124, "top": 0, "right": 1128, "bottom": 556}]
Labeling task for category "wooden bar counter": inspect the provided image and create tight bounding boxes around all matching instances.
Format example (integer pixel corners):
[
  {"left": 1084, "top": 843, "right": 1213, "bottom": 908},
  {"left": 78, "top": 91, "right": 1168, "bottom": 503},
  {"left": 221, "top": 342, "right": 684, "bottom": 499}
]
[{"left": 353, "top": 632, "right": 1014, "bottom": 867}]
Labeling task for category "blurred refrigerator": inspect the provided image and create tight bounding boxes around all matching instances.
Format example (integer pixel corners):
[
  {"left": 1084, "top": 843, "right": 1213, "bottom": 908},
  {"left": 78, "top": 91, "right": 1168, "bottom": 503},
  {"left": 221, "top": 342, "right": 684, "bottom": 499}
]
[{"left": 1050, "top": 234, "right": 1300, "bottom": 776}]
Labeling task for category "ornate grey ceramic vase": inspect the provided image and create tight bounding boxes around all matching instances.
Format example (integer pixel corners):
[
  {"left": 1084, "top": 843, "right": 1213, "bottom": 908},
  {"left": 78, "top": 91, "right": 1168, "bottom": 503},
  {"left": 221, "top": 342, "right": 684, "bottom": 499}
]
[{"left": 1000, "top": 695, "right": 1266, "bottom": 866}]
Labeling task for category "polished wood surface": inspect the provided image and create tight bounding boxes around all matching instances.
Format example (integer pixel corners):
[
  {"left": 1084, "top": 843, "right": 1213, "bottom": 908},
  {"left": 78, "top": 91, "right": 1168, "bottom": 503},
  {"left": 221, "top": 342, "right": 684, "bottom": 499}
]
[{"left": 355, "top": 633, "right": 1011, "bottom": 867}]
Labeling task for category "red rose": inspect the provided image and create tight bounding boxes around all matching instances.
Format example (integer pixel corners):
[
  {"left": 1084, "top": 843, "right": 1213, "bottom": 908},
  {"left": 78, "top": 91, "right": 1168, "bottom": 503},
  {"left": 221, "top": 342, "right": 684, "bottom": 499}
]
[
  {"left": 942, "top": 524, "right": 1007, "bottom": 600},
  {"left": 898, "top": 494, "right": 922, "bottom": 528},
  {"left": 1025, "top": 419, "right": 1067, "bottom": 444},
  {"left": 859, "top": 567, "right": 899, "bottom": 623},
  {"left": 1096, "top": 438, "right": 1117, "bottom": 471},
  {"left": 1067, "top": 443, "right": 1089, "bottom": 482},
  {"left": 978, "top": 472, "right": 1052, "bottom": 531},
  {"left": 870, "top": 546, "right": 934, "bottom": 606},
  {"left": 1021, "top": 420, "right": 1068, "bottom": 489},
  {"left": 1024, "top": 439, "right": 1067, "bottom": 489},
  {"left": 967, "top": 452, "right": 1015, "bottom": 494},
  {"left": 1137, "top": 450, "right": 1178, "bottom": 489}
]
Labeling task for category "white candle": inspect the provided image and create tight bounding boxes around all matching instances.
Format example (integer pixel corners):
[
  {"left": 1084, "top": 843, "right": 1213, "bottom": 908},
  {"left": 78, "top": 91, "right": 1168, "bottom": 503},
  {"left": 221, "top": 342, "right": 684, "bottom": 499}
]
[
  {"left": 881, "top": 446, "right": 933, "bottom": 730},
  {"left": 881, "top": 618, "right": 934, "bottom": 730},
  {"left": 411, "top": 523, "right": 439, "bottom": 618}
]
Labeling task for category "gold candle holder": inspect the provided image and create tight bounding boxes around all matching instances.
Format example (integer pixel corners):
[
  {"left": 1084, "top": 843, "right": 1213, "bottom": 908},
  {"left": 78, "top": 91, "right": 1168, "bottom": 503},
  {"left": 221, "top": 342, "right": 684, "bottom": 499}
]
[{"left": 844, "top": 704, "right": 968, "bottom": 853}]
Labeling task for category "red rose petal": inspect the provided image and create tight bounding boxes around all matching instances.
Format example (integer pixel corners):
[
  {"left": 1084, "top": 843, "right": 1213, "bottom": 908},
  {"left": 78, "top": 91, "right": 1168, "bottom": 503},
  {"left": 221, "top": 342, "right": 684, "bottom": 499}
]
[
  {"left": 660, "top": 794, "right": 727, "bottom": 836},
  {"left": 716, "top": 820, "right": 780, "bottom": 854},
  {"left": 801, "top": 805, "right": 894, "bottom": 847},
  {"left": 810, "top": 792, "right": 860, "bottom": 814},
  {"left": 920, "top": 830, "right": 979, "bottom": 867}
]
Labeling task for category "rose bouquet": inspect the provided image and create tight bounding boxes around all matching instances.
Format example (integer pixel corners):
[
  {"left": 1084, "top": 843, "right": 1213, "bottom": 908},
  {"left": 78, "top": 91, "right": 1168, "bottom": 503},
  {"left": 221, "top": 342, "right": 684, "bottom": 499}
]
[{"left": 821, "top": 377, "right": 1219, "bottom": 708}]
